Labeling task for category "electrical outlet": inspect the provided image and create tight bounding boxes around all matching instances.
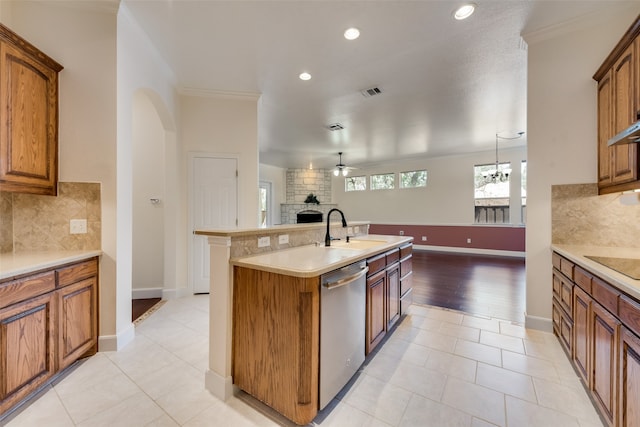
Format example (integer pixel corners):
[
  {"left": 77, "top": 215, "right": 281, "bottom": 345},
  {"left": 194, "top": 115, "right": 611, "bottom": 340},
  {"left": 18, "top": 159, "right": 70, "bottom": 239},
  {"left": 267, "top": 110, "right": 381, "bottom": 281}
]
[
  {"left": 258, "top": 236, "right": 270, "bottom": 248},
  {"left": 467, "top": 238, "right": 472, "bottom": 244},
  {"left": 347, "top": 227, "right": 353, "bottom": 235},
  {"left": 399, "top": 230, "right": 405, "bottom": 236},
  {"left": 421, "top": 236, "right": 427, "bottom": 241},
  {"left": 354, "top": 226, "right": 360, "bottom": 234},
  {"left": 278, "top": 234, "right": 289, "bottom": 244},
  {"left": 70, "top": 219, "right": 87, "bottom": 234}
]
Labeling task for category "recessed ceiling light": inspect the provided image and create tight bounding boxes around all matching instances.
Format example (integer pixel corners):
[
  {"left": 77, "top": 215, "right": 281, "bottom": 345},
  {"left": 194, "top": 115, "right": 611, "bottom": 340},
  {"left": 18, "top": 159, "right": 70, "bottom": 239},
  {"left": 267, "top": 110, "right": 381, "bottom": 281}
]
[
  {"left": 299, "top": 72, "right": 311, "bottom": 81},
  {"left": 454, "top": 3, "right": 476, "bottom": 20},
  {"left": 344, "top": 27, "right": 360, "bottom": 40}
]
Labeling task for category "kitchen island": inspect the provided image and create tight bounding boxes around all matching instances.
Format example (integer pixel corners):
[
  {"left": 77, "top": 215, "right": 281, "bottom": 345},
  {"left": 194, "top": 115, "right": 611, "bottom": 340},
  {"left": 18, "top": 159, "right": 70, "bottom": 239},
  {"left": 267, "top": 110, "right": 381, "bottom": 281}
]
[{"left": 231, "top": 234, "right": 412, "bottom": 425}]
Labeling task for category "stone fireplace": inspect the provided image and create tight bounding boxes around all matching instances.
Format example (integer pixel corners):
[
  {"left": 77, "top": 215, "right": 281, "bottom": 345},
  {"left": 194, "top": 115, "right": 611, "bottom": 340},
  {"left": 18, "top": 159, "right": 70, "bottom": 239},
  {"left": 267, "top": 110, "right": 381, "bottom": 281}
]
[{"left": 281, "top": 169, "right": 338, "bottom": 224}]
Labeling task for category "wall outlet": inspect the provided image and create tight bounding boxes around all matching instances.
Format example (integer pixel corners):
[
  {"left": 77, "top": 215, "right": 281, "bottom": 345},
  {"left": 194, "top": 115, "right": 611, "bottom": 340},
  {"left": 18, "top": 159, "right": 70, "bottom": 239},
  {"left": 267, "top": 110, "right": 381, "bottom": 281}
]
[
  {"left": 347, "top": 227, "right": 353, "bottom": 235},
  {"left": 258, "top": 236, "right": 270, "bottom": 248},
  {"left": 354, "top": 226, "right": 360, "bottom": 234},
  {"left": 399, "top": 230, "right": 405, "bottom": 236},
  {"left": 421, "top": 236, "right": 427, "bottom": 241},
  {"left": 467, "top": 238, "right": 472, "bottom": 244},
  {"left": 278, "top": 234, "right": 289, "bottom": 244},
  {"left": 70, "top": 219, "right": 87, "bottom": 234}
]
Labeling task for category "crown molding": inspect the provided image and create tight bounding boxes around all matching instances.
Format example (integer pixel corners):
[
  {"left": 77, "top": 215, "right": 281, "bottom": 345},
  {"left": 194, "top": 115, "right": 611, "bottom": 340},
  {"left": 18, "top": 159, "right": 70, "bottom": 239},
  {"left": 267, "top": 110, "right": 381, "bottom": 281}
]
[{"left": 178, "top": 86, "right": 261, "bottom": 101}]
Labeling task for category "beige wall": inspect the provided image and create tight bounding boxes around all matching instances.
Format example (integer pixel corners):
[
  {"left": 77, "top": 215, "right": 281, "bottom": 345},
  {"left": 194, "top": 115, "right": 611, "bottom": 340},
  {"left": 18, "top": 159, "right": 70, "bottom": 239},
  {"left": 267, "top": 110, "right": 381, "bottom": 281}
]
[{"left": 525, "top": 5, "right": 640, "bottom": 329}]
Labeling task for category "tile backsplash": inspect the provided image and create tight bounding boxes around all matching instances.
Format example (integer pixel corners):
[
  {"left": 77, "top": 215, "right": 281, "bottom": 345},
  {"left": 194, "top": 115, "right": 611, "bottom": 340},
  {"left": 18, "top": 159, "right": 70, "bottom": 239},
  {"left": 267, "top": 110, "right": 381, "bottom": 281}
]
[
  {"left": 0, "top": 182, "right": 101, "bottom": 253},
  {"left": 552, "top": 183, "right": 640, "bottom": 247}
]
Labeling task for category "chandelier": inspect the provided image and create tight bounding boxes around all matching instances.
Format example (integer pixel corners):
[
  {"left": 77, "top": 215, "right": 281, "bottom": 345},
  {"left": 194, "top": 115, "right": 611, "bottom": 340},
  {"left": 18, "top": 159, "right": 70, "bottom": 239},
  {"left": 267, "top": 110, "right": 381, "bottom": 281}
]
[{"left": 482, "top": 132, "right": 525, "bottom": 183}]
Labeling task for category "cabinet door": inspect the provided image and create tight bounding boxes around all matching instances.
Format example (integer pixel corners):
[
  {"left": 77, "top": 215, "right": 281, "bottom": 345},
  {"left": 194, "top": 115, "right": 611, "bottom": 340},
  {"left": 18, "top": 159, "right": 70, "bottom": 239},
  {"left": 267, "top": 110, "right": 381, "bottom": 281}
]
[
  {"left": 366, "top": 269, "right": 386, "bottom": 355},
  {"left": 0, "top": 40, "right": 59, "bottom": 195},
  {"left": 386, "top": 263, "right": 400, "bottom": 330},
  {"left": 611, "top": 43, "right": 638, "bottom": 185},
  {"left": 58, "top": 276, "right": 98, "bottom": 369},
  {"left": 619, "top": 327, "right": 640, "bottom": 427},
  {"left": 0, "top": 292, "right": 56, "bottom": 414},
  {"left": 591, "top": 302, "right": 620, "bottom": 427},
  {"left": 597, "top": 71, "right": 614, "bottom": 187},
  {"left": 573, "top": 286, "right": 591, "bottom": 384}
]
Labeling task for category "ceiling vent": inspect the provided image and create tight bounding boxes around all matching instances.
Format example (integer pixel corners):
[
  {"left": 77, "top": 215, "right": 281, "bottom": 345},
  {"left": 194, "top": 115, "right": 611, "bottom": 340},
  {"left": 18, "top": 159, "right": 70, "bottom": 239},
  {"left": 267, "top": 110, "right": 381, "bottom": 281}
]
[
  {"left": 327, "top": 123, "right": 345, "bottom": 131},
  {"left": 360, "top": 86, "right": 383, "bottom": 98}
]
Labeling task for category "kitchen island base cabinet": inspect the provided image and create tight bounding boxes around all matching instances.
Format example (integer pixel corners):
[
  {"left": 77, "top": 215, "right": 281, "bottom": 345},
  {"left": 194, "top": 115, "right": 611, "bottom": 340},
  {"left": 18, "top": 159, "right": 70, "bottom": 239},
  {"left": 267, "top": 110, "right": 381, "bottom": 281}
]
[
  {"left": 620, "top": 327, "right": 640, "bottom": 427},
  {"left": 233, "top": 266, "right": 319, "bottom": 426}
]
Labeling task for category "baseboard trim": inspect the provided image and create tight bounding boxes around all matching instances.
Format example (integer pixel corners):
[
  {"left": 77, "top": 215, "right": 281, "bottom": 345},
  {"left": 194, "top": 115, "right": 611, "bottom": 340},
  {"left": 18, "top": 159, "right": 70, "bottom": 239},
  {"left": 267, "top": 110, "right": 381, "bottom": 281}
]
[
  {"left": 525, "top": 314, "right": 553, "bottom": 332},
  {"left": 132, "top": 287, "right": 163, "bottom": 299},
  {"left": 162, "top": 287, "right": 191, "bottom": 300},
  {"left": 98, "top": 322, "right": 135, "bottom": 352},
  {"left": 205, "top": 369, "right": 234, "bottom": 401},
  {"left": 413, "top": 244, "right": 525, "bottom": 258}
]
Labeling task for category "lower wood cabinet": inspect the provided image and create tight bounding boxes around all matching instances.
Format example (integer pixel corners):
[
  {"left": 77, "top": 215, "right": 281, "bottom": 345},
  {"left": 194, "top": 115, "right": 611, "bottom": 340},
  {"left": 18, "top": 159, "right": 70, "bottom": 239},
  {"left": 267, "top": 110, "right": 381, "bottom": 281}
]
[
  {"left": 619, "top": 327, "right": 640, "bottom": 427},
  {"left": 591, "top": 301, "right": 620, "bottom": 427},
  {"left": 386, "top": 261, "right": 400, "bottom": 330},
  {"left": 574, "top": 285, "right": 591, "bottom": 384},
  {"left": 366, "top": 269, "right": 386, "bottom": 355},
  {"left": 0, "top": 257, "right": 98, "bottom": 417}
]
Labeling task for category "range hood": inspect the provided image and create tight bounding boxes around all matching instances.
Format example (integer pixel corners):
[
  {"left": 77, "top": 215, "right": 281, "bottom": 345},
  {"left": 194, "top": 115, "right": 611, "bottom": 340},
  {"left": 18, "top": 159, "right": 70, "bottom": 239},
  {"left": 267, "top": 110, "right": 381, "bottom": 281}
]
[{"left": 608, "top": 120, "right": 640, "bottom": 146}]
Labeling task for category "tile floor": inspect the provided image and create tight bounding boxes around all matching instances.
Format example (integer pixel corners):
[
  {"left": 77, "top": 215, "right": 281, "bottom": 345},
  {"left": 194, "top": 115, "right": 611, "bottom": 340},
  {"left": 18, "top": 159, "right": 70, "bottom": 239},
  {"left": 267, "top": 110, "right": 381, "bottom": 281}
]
[{"left": 5, "top": 295, "right": 604, "bottom": 427}]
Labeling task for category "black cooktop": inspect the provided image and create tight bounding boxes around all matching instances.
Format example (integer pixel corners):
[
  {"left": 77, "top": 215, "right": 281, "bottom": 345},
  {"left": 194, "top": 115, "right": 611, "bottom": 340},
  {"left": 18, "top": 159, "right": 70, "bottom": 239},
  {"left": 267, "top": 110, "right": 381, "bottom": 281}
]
[{"left": 584, "top": 255, "right": 640, "bottom": 280}]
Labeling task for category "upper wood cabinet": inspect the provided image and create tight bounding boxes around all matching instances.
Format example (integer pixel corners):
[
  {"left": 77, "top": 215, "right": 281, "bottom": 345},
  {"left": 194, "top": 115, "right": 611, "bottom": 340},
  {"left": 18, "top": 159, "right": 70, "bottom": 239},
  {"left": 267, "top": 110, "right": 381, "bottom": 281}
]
[
  {"left": 594, "top": 17, "right": 640, "bottom": 194},
  {"left": 0, "top": 23, "right": 63, "bottom": 196}
]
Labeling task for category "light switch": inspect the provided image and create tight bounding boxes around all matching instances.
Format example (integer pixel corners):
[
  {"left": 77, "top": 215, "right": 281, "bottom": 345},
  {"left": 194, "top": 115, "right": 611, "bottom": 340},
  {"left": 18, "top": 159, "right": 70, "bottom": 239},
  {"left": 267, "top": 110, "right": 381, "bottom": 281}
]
[
  {"left": 278, "top": 234, "right": 289, "bottom": 244},
  {"left": 258, "top": 236, "right": 270, "bottom": 248}
]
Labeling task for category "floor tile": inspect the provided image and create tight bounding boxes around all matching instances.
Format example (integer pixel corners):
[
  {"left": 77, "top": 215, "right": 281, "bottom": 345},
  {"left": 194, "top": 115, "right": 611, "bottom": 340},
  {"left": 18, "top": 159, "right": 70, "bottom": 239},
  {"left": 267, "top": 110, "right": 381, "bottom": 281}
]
[
  {"left": 425, "top": 349, "right": 477, "bottom": 383},
  {"left": 76, "top": 391, "right": 165, "bottom": 427},
  {"left": 501, "top": 350, "right": 560, "bottom": 382},
  {"left": 424, "top": 307, "right": 464, "bottom": 325},
  {"left": 316, "top": 401, "right": 391, "bottom": 427},
  {"left": 388, "top": 360, "right": 448, "bottom": 401},
  {"left": 399, "top": 394, "right": 472, "bottom": 427},
  {"left": 441, "top": 377, "right": 506, "bottom": 426},
  {"left": 5, "top": 387, "right": 73, "bottom": 427},
  {"left": 480, "top": 330, "right": 525, "bottom": 354},
  {"left": 532, "top": 377, "right": 603, "bottom": 424},
  {"left": 475, "top": 362, "right": 536, "bottom": 402},
  {"left": 505, "top": 395, "right": 581, "bottom": 427},
  {"left": 412, "top": 329, "right": 458, "bottom": 353},
  {"left": 376, "top": 335, "right": 431, "bottom": 367},
  {"left": 462, "top": 315, "right": 501, "bottom": 333},
  {"left": 454, "top": 339, "right": 502, "bottom": 366},
  {"left": 439, "top": 322, "right": 481, "bottom": 342},
  {"left": 342, "top": 374, "right": 413, "bottom": 426}
]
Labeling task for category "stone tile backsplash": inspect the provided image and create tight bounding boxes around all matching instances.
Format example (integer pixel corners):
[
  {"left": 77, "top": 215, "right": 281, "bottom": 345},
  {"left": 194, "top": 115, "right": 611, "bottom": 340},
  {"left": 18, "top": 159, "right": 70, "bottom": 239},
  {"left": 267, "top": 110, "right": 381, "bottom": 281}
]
[
  {"left": 0, "top": 182, "right": 101, "bottom": 253},
  {"left": 552, "top": 183, "right": 640, "bottom": 247}
]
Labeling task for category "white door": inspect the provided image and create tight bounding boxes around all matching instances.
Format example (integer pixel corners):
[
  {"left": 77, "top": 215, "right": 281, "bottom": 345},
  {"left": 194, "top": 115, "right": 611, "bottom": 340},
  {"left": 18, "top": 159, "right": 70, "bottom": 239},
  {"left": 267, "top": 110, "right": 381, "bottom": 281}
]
[{"left": 191, "top": 155, "right": 238, "bottom": 293}]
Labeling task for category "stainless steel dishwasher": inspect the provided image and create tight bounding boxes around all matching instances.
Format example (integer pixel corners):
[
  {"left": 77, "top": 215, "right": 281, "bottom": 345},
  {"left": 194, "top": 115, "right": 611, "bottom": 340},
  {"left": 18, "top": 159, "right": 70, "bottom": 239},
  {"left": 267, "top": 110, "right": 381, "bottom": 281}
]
[{"left": 319, "top": 260, "right": 368, "bottom": 409}]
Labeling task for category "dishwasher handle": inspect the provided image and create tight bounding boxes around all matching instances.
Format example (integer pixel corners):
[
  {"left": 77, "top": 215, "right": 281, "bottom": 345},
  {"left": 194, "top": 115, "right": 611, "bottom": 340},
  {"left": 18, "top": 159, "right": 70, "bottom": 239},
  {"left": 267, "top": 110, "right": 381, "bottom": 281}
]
[{"left": 323, "top": 266, "right": 369, "bottom": 290}]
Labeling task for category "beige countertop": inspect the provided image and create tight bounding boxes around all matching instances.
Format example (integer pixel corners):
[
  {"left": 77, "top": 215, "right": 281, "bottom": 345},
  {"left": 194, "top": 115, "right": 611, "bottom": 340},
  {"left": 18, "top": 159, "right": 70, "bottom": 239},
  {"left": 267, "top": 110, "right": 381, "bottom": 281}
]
[
  {"left": 231, "top": 234, "right": 413, "bottom": 277},
  {"left": 552, "top": 244, "right": 640, "bottom": 300},
  {"left": 0, "top": 250, "right": 102, "bottom": 281},
  {"left": 194, "top": 220, "right": 370, "bottom": 237}
]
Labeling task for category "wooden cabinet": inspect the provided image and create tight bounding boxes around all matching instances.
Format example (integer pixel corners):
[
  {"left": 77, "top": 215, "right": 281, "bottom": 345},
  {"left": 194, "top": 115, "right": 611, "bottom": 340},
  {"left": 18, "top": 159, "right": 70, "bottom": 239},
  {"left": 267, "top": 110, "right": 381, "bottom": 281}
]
[
  {"left": 365, "top": 245, "right": 412, "bottom": 355},
  {"left": 0, "top": 23, "right": 63, "bottom": 196},
  {"left": 0, "top": 257, "right": 98, "bottom": 417},
  {"left": 399, "top": 244, "right": 413, "bottom": 315},
  {"left": 233, "top": 266, "right": 319, "bottom": 425},
  {"left": 591, "top": 301, "right": 620, "bottom": 427},
  {"left": 619, "top": 327, "right": 640, "bottom": 427},
  {"left": 552, "top": 254, "right": 574, "bottom": 356},
  {"left": 552, "top": 251, "right": 640, "bottom": 427},
  {"left": 594, "top": 17, "right": 640, "bottom": 194}
]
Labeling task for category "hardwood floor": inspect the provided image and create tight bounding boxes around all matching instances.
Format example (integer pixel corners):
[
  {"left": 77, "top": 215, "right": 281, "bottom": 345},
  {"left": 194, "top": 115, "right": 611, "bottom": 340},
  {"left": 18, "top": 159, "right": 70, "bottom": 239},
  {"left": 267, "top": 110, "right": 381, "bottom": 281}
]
[
  {"left": 411, "top": 250, "right": 526, "bottom": 323},
  {"left": 132, "top": 298, "right": 161, "bottom": 322}
]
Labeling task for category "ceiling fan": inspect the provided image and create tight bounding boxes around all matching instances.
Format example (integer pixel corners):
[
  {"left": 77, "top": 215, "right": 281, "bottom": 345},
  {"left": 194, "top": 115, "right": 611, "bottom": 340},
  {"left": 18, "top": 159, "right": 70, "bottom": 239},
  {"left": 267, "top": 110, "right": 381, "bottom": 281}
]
[{"left": 333, "top": 152, "right": 356, "bottom": 176}]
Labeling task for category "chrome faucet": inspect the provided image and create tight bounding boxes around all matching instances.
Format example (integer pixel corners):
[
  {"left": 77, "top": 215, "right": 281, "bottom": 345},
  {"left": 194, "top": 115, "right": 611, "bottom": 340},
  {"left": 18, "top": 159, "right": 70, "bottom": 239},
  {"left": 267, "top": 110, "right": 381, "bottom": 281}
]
[{"left": 325, "top": 208, "right": 347, "bottom": 246}]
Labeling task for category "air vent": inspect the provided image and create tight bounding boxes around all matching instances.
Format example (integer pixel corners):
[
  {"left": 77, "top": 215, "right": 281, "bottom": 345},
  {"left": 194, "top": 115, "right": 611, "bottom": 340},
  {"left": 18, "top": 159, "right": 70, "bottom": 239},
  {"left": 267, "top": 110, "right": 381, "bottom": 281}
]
[
  {"left": 327, "top": 123, "right": 344, "bottom": 131},
  {"left": 360, "top": 87, "right": 382, "bottom": 98}
]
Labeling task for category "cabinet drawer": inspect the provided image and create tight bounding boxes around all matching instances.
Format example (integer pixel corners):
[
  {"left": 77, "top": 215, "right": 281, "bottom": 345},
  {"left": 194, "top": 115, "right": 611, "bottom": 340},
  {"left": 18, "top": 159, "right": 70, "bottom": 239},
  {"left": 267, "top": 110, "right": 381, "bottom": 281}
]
[
  {"left": 553, "top": 273, "right": 562, "bottom": 299},
  {"left": 385, "top": 248, "right": 400, "bottom": 264},
  {"left": 560, "top": 278, "right": 573, "bottom": 315},
  {"left": 367, "top": 253, "right": 386, "bottom": 276},
  {"left": 560, "top": 257, "right": 575, "bottom": 280},
  {"left": 592, "top": 276, "right": 619, "bottom": 315},
  {"left": 400, "top": 256, "right": 412, "bottom": 278},
  {"left": 57, "top": 258, "right": 98, "bottom": 288},
  {"left": 552, "top": 252, "right": 562, "bottom": 270},
  {"left": 400, "top": 271, "right": 412, "bottom": 296},
  {"left": 399, "top": 244, "right": 412, "bottom": 260},
  {"left": 0, "top": 271, "right": 55, "bottom": 309},
  {"left": 574, "top": 266, "right": 592, "bottom": 294},
  {"left": 619, "top": 295, "right": 640, "bottom": 337}
]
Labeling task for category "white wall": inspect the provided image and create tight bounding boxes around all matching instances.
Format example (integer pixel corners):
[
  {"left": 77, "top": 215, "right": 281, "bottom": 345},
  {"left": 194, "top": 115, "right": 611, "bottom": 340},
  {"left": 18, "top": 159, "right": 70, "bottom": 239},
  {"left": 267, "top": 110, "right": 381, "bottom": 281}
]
[
  {"left": 259, "top": 163, "right": 286, "bottom": 225},
  {"left": 1, "top": 2, "right": 120, "bottom": 338},
  {"left": 525, "top": 4, "right": 640, "bottom": 329},
  {"left": 333, "top": 147, "right": 527, "bottom": 224},
  {"left": 132, "top": 92, "right": 165, "bottom": 294},
  {"left": 180, "top": 95, "right": 259, "bottom": 228}
]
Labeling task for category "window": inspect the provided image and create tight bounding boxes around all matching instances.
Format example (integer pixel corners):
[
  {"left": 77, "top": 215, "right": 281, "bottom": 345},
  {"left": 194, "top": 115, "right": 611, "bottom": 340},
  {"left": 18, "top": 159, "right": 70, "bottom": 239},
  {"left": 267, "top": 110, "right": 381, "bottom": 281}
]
[
  {"left": 345, "top": 176, "right": 366, "bottom": 192},
  {"left": 474, "top": 163, "right": 511, "bottom": 223},
  {"left": 399, "top": 170, "right": 427, "bottom": 188},
  {"left": 370, "top": 173, "right": 395, "bottom": 190}
]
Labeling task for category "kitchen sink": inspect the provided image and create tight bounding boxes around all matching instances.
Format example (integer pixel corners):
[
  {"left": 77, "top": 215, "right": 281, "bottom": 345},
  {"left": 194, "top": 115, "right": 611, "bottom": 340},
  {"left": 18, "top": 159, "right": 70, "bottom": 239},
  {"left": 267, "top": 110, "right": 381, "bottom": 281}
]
[{"left": 326, "top": 239, "right": 387, "bottom": 250}]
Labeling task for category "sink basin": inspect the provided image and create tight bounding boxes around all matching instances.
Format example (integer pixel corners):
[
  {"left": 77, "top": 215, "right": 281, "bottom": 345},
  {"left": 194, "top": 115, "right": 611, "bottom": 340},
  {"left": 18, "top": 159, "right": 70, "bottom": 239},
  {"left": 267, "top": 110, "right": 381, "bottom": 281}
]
[{"left": 326, "top": 239, "right": 387, "bottom": 250}]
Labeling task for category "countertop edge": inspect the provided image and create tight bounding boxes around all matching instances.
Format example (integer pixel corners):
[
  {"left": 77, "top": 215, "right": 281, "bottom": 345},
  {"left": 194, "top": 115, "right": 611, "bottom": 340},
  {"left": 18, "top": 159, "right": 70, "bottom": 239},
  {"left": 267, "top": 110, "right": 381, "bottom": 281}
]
[
  {"left": 551, "top": 244, "right": 640, "bottom": 301},
  {"left": 231, "top": 236, "right": 413, "bottom": 277},
  {"left": 195, "top": 221, "right": 371, "bottom": 237},
  {"left": 0, "top": 250, "right": 103, "bottom": 281}
]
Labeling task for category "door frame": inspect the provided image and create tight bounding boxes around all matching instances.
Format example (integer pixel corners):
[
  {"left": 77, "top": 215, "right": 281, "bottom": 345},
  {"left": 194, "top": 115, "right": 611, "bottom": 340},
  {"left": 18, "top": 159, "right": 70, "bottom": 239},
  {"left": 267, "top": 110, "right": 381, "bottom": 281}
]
[
  {"left": 259, "top": 180, "right": 273, "bottom": 227},
  {"left": 187, "top": 151, "right": 239, "bottom": 293}
]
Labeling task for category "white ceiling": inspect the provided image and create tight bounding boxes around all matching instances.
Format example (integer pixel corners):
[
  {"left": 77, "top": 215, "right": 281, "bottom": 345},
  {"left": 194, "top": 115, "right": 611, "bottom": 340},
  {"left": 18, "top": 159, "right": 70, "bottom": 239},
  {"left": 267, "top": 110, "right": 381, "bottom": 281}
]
[{"left": 122, "top": 0, "right": 627, "bottom": 170}]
